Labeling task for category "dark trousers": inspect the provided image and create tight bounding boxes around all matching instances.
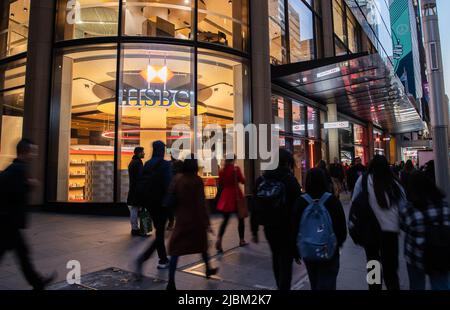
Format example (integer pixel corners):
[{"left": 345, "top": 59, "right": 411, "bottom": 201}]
[
  {"left": 218, "top": 212, "right": 245, "bottom": 240},
  {"left": 364, "top": 231, "right": 400, "bottom": 290},
  {"left": 0, "top": 229, "right": 43, "bottom": 288},
  {"left": 264, "top": 227, "right": 293, "bottom": 290},
  {"left": 137, "top": 209, "right": 168, "bottom": 264},
  {"left": 304, "top": 253, "right": 340, "bottom": 290},
  {"left": 168, "top": 252, "right": 211, "bottom": 285}
]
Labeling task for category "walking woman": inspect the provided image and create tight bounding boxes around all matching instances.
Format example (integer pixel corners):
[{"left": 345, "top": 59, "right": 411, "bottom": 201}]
[
  {"left": 166, "top": 156, "right": 218, "bottom": 290},
  {"left": 400, "top": 171, "right": 450, "bottom": 290},
  {"left": 216, "top": 155, "right": 247, "bottom": 253},
  {"left": 352, "top": 155, "right": 407, "bottom": 290},
  {"left": 294, "top": 168, "right": 347, "bottom": 290}
]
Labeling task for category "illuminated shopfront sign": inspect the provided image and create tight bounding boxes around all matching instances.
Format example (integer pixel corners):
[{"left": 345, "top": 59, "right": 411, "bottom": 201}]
[
  {"left": 123, "top": 88, "right": 193, "bottom": 108},
  {"left": 323, "top": 121, "right": 350, "bottom": 129}
]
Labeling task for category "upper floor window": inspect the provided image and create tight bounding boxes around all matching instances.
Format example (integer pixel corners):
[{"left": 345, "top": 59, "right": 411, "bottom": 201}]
[{"left": 0, "top": 0, "right": 30, "bottom": 59}]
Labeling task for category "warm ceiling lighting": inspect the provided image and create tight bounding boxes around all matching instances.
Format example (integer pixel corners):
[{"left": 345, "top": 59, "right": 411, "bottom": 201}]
[{"left": 140, "top": 65, "right": 174, "bottom": 84}]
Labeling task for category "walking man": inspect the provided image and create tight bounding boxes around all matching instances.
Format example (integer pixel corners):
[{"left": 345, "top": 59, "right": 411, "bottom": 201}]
[{"left": 0, "top": 139, "right": 56, "bottom": 289}]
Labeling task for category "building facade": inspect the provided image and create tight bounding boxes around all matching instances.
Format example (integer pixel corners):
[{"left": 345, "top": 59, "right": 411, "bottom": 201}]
[{"left": 0, "top": 0, "right": 423, "bottom": 209}]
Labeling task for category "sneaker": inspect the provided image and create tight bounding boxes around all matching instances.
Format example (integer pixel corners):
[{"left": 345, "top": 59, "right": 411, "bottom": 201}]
[
  {"left": 157, "top": 261, "right": 170, "bottom": 269},
  {"left": 131, "top": 229, "right": 141, "bottom": 236},
  {"left": 33, "top": 272, "right": 57, "bottom": 290}
]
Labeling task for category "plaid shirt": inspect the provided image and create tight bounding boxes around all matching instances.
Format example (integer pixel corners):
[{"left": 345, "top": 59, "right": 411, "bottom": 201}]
[{"left": 399, "top": 201, "right": 450, "bottom": 270}]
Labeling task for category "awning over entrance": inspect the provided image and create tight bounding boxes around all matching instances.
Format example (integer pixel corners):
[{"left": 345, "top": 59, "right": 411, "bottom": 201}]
[{"left": 272, "top": 53, "right": 424, "bottom": 134}]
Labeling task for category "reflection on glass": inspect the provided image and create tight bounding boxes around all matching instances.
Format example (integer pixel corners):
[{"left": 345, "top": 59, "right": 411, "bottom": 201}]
[
  {"left": 293, "top": 138, "right": 307, "bottom": 187},
  {"left": 0, "top": 88, "right": 24, "bottom": 170},
  {"left": 51, "top": 45, "right": 117, "bottom": 202},
  {"left": 268, "top": 0, "right": 286, "bottom": 65},
  {"left": 56, "top": 0, "right": 119, "bottom": 41},
  {"left": 333, "top": 0, "right": 346, "bottom": 45},
  {"left": 197, "top": 0, "right": 249, "bottom": 52},
  {"left": 124, "top": 0, "right": 193, "bottom": 39},
  {"left": 197, "top": 49, "right": 249, "bottom": 198},
  {"left": 118, "top": 44, "right": 193, "bottom": 202},
  {"left": 288, "top": 0, "right": 315, "bottom": 62},
  {"left": 0, "top": 58, "right": 27, "bottom": 91},
  {"left": 347, "top": 11, "right": 359, "bottom": 53},
  {"left": 0, "top": 0, "right": 30, "bottom": 58},
  {"left": 292, "top": 100, "right": 305, "bottom": 136},
  {"left": 307, "top": 106, "right": 318, "bottom": 138},
  {"left": 272, "top": 95, "right": 285, "bottom": 132}
]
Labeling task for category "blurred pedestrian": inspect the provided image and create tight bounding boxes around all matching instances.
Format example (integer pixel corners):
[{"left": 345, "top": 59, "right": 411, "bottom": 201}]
[
  {"left": 400, "top": 171, "right": 450, "bottom": 290},
  {"left": 166, "top": 156, "right": 218, "bottom": 290},
  {"left": 127, "top": 147, "right": 145, "bottom": 236},
  {"left": 352, "top": 155, "right": 407, "bottom": 290},
  {"left": 167, "top": 156, "right": 184, "bottom": 231},
  {"left": 329, "top": 157, "right": 345, "bottom": 198},
  {"left": 316, "top": 160, "right": 333, "bottom": 193},
  {"left": 215, "top": 155, "right": 247, "bottom": 253},
  {"left": 0, "top": 139, "right": 56, "bottom": 289},
  {"left": 400, "top": 160, "right": 415, "bottom": 191},
  {"left": 347, "top": 157, "right": 367, "bottom": 194},
  {"left": 294, "top": 168, "right": 347, "bottom": 290},
  {"left": 135, "top": 141, "right": 173, "bottom": 275},
  {"left": 253, "top": 148, "right": 302, "bottom": 290}
]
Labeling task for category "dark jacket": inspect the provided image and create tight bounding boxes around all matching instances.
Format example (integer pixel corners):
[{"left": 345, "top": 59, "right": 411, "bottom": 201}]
[
  {"left": 127, "top": 155, "right": 143, "bottom": 206},
  {"left": 329, "top": 163, "right": 345, "bottom": 181},
  {"left": 293, "top": 193, "right": 347, "bottom": 256},
  {"left": 168, "top": 174, "right": 210, "bottom": 256},
  {"left": 253, "top": 167, "right": 302, "bottom": 256},
  {"left": 0, "top": 159, "right": 31, "bottom": 230},
  {"left": 347, "top": 164, "right": 367, "bottom": 192}
]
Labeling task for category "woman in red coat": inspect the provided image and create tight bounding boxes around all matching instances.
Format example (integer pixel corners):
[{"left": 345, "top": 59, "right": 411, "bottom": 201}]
[{"left": 216, "top": 156, "right": 247, "bottom": 252}]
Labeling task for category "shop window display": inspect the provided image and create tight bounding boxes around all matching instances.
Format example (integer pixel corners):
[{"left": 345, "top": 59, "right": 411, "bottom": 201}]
[
  {"left": 0, "top": 58, "right": 26, "bottom": 170},
  {"left": 50, "top": 45, "right": 117, "bottom": 202}
]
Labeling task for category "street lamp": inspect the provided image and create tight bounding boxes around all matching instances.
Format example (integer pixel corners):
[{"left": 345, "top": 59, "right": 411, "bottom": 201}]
[{"left": 421, "top": 0, "right": 450, "bottom": 199}]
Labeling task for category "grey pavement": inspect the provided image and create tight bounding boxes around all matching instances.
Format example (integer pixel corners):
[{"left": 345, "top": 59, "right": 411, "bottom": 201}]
[{"left": 0, "top": 194, "right": 409, "bottom": 290}]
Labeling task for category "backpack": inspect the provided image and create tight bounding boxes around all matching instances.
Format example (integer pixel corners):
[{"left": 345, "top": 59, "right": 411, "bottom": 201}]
[
  {"left": 254, "top": 176, "right": 287, "bottom": 227},
  {"left": 423, "top": 202, "right": 450, "bottom": 272},
  {"left": 136, "top": 160, "right": 165, "bottom": 210},
  {"left": 348, "top": 174, "right": 381, "bottom": 247},
  {"left": 297, "top": 193, "right": 337, "bottom": 262}
]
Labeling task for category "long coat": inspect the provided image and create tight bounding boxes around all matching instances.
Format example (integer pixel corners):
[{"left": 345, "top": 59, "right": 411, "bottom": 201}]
[
  {"left": 168, "top": 174, "right": 210, "bottom": 256},
  {"left": 127, "top": 156, "right": 143, "bottom": 206},
  {"left": 217, "top": 164, "right": 245, "bottom": 213}
]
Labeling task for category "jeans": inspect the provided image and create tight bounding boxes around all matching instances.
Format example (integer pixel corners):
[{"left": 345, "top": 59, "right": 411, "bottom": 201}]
[
  {"left": 128, "top": 205, "right": 139, "bottom": 231},
  {"left": 218, "top": 213, "right": 245, "bottom": 240},
  {"left": 304, "top": 253, "right": 340, "bottom": 290},
  {"left": 264, "top": 227, "right": 293, "bottom": 290},
  {"left": 0, "top": 229, "right": 44, "bottom": 289},
  {"left": 137, "top": 209, "right": 168, "bottom": 264},
  {"left": 407, "top": 264, "right": 450, "bottom": 290},
  {"left": 364, "top": 231, "right": 400, "bottom": 290}
]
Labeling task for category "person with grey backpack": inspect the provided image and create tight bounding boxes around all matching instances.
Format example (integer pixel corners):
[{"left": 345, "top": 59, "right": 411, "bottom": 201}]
[{"left": 294, "top": 168, "right": 347, "bottom": 290}]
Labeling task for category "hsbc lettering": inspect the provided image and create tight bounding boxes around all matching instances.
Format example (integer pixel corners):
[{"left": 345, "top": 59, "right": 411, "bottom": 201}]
[{"left": 123, "top": 89, "right": 192, "bottom": 108}]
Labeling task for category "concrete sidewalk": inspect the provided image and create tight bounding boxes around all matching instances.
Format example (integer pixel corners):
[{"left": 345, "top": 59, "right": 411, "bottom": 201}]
[{"left": 0, "top": 195, "right": 409, "bottom": 290}]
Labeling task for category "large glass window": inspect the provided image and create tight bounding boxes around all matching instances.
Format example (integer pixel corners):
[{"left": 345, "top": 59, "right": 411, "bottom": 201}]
[
  {"left": 55, "top": 0, "right": 119, "bottom": 41},
  {"left": 292, "top": 100, "right": 306, "bottom": 136},
  {"left": 333, "top": 0, "right": 346, "bottom": 45},
  {"left": 50, "top": 45, "right": 117, "bottom": 202},
  {"left": 0, "top": 58, "right": 26, "bottom": 170},
  {"left": 268, "top": 0, "right": 287, "bottom": 65},
  {"left": 124, "top": 0, "right": 194, "bottom": 39},
  {"left": 197, "top": 0, "right": 249, "bottom": 52},
  {"left": 347, "top": 10, "right": 359, "bottom": 53},
  {"left": 0, "top": 0, "right": 30, "bottom": 59},
  {"left": 288, "top": 0, "right": 315, "bottom": 62}
]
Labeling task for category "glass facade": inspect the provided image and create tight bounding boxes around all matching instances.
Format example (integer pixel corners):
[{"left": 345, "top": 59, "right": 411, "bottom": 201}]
[
  {"left": 332, "top": 0, "right": 361, "bottom": 55},
  {"left": 269, "top": 0, "right": 321, "bottom": 64},
  {"left": 49, "top": 2, "right": 251, "bottom": 203},
  {"left": 0, "top": 58, "right": 26, "bottom": 170},
  {"left": 0, "top": 0, "right": 30, "bottom": 59}
]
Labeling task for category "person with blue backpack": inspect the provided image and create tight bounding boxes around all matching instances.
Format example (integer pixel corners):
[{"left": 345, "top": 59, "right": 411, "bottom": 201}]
[
  {"left": 253, "top": 148, "right": 302, "bottom": 290},
  {"left": 294, "top": 168, "right": 347, "bottom": 290}
]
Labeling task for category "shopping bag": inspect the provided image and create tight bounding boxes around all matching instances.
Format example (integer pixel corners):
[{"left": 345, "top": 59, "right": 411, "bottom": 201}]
[{"left": 139, "top": 208, "right": 153, "bottom": 235}]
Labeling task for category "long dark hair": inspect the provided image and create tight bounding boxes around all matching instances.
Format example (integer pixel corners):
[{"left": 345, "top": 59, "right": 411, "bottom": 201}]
[
  {"left": 182, "top": 155, "right": 199, "bottom": 175},
  {"left": 404, "top": 160, "right": 414, "bottom": 173},
  {"left": 305, "top": 168, "right": 329, "bottom": 199},
  {"left": 368, "top": 155, "right": 403, "bottom": 209},
  {"left": 407, "top": 170, "right": 445, "bottom": 210}
]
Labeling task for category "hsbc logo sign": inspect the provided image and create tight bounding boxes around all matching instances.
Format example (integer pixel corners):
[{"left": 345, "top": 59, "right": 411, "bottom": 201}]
[{"left": 123, "top": 88, "right": 193, "bottom": 108}]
